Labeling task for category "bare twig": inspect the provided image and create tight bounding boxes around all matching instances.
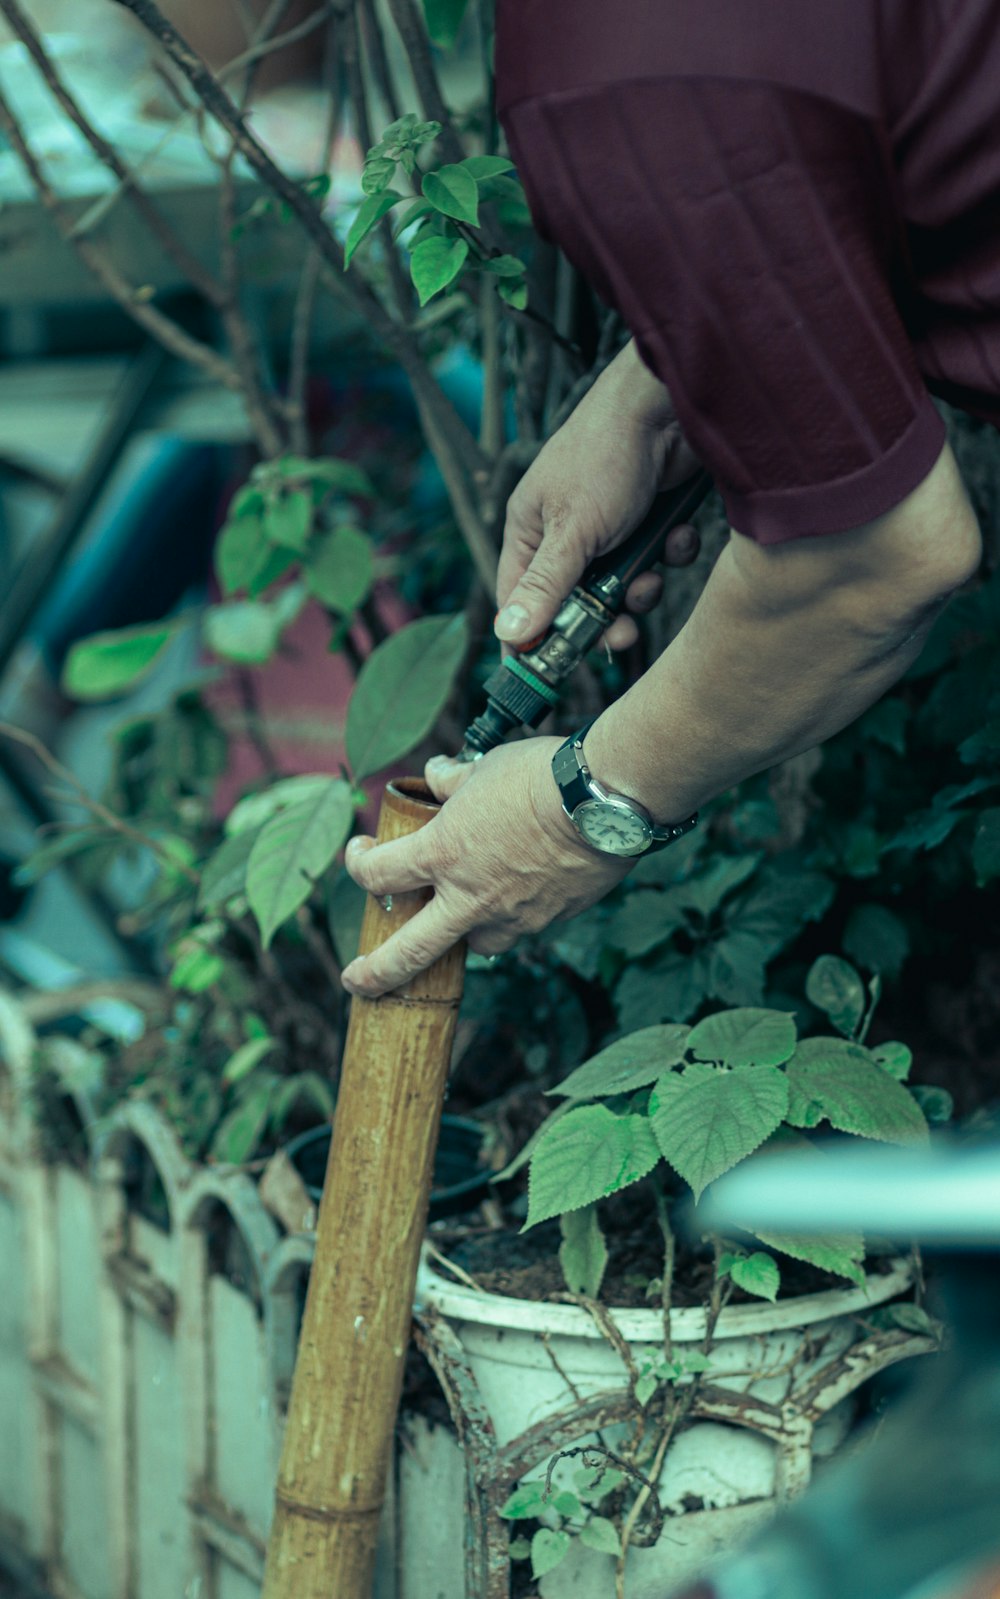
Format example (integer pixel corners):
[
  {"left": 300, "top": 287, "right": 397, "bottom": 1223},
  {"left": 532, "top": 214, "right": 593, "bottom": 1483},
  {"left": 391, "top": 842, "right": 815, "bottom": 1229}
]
[
  {"left": 384, "top": 0, "right": 466, "bottom": 165},
  {"left": 359, "top": 0, "right": 402, "bottom": 124},
  {"left": 218, "top": 2, "right": 333, "bottom": 82},
  {"left": 478, "top": 275, "right": 504, "bottom": 457},
  {"left": 0, "top": 0, "right": 227, "bottom": 308},
  {"left": 0, "top": 722, "right": 201, "bottom": 885},
  {"left": 294, "top": 906, "right": 342, "bottom": 989},
  {"left": 0, "top": 90, "right": 241, "bottom": 394}
]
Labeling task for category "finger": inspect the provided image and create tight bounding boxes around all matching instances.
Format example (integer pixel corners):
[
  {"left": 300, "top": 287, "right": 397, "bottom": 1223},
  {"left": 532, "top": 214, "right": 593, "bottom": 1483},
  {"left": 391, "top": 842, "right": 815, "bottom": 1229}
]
[
  {"left": 495, "top": 508, "right": 595, "bottom": 646},
  {"left": 662, "top": 522, "right": 700, "bottom": 567},
  {"left": 624, "top": 570, "right": 663, "bottom": 614},
  {"left": 341, "top": 899, "right": 467, "bottom": 996},
  {"left": 344, "top": 832, "right": 435, "bottom": 895},
  {"left": 424, "top": 753, "right": 476, "bottom": 800},
  {"left": 603, "top": 614, "right": 639, "bottom": 651},
  {"left": 467, "top": 927, "right": 518, "bottom": 957}
]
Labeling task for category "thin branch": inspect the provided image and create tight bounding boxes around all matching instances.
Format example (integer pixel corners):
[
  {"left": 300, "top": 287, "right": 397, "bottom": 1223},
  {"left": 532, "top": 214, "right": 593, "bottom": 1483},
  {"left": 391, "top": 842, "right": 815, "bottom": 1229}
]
[
  {"left": 0, "top": 89, "right": 241, "bottom": 394},
  {"left": 341, "top": 0, "right": 414, "bottom": 321},
  {"left": 478, "top": 275, "right": 504, "bottom": 457},
  {"left": 295, "top": 905, "right": 342, "bottom": 988},
  {"left": 289, "top": 14, "right": 340, "bottom": 452},
  {"left": 0, "top": 0, "right": 226, "bottom": 308},
  {"left": 359, "top": 0, "right": 402, "bottom": 124},
  {"left": 384, "top": 0, "right": 466, "bottom": 165},
  {"left": 412, "top": 386, "right": 497, "bottom": 591},
  {"left": 235, "top": 669, "right": 283, "bottom": 780},
  {"left": 0, "top": 723, "right": 201, "bottom": 885},
  {"left": 217, "top": 2, "right": 333, "bottom": 82}
]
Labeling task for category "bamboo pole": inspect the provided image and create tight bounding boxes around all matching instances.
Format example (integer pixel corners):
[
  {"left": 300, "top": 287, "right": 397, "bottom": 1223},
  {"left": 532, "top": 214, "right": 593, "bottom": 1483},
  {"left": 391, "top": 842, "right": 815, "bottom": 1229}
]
[{"left": 262, "top": 778, "right": 466, "bottom": 1599}]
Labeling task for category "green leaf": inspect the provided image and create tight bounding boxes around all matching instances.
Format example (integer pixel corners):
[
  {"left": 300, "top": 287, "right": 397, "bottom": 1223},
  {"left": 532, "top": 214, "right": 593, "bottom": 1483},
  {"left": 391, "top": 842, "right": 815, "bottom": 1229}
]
[
  {"left": 531, "top": 1529, "right": 571, "bottom": 1580},
  {"left": 246, "top": 778, "right": 355, "bottom": 947},
  {"left": 210, "top": 1075, "right": 276, "bottom": 1165},
  {"left": 422, "top": 163, "right": 479, "bottom": 225},
  {"left": 549, "top": 1024, "right": 689, "bottom": 1101},
  {"left": 299, "top": 458, "right": 373, "bottom": 496},
  {"left": 972, "top": 808, "right": 1000, "bottom": 884},
  {"left": 344, "top": 189, "right": 404, "bottom": 267},
  {"left": 755, "top": 1228, "right": 865, "bottom": 1286},
  {"left": 706, "top": 931, "right": 768, "bottom": 1006},
  {"left": 910, "top": 1084, "right": 953, "bottom": 1124},
  {"left": 497, "top": 278, "right": 528, "bottom": 310},
  {"left": 409, "top": 236, "right": 469, "bottom": 305},
  {"left": 248, "top": 545, "right": 299, "bottom": 597},
  {"left": 843, "top": 905, "right": 910, "bottom": 980},
  {"left": 730, "top": 1252, "right": 780, "bottom": 1303},
  {"left": 264, "top": 490, "right": 312, "bottom": 552},
  {"left": 362, "top": 154, "right": 396, "bottom": 194},
  {"left": 871, "top": 1302, "right": 937, "bottom": 1336},
  {"left": 327, "top": 866, "right": 366, "bottom": 966},
  {"left": 785, "top": 1038, "right": 929, "bottom": 1143},
  {"left": 508, "top": 1536, "right": 531, "bottom": 1560},
  {"left": 346, "top": 613, "right": 468, "bottom": 781},
  {"left": 198, "top": 828, "right": 259, "bottom": 910},
  {"left": 221, "top": 1036, "right": 275, "bottom": 1086},
  {"left": 464, "top": 155, "right": 516, "bottom": 180},
  {"left": 805, "top": 955, "right": 866, "bottom": 1038},
  {"left": 216, "top": 511, "right": 271, "bottom": 595},
  {"left": 306, "top": 525, "right": 374, "bottom": 615},
  {"left": 580, "top": 1517, "right": 621, "bottom": 1556},
  {"left": 649, "top": 1064, "right": 789, "bottom": 1200},
  {"left": 499, "top": 1483, "right": 546, "bottom": 1521},
  {"left": 169, "top": 940, "right": 225, "bottom": 994},
  {"left": 615, "top": 951, "right": 709, "bottom": 1030},
  {"left": 635, "top": 1367, "right": 659, "bottom": 1407},
  {"left": 607, "top": 893, "right": 687, "bottom": 957},
  {"left": 574, "top": 1465, "right": 625, "bottom": 1502},
  {"left": 483, "top": 252, "right": 525, "bottom": 277},
  {"left": 959, "top": 719, "right": 1000, "bottom": 766},
  {"left": 525, "top": 1106, "right": 661, "bottom": 1228},
  {"left": 205, "top": 590, "right": 304, "bottom": 665},
  {"left": 63, "top": 621, "right": 179, "bottom": 701},
  {"left": 558, "top": 1205, "right": 608, "bottom": 1298},
  {"left": 871, "top": 1041, "right": 913, "bottom": 1080},
  {"left": 687, "top": 1008, "right": 797, "bottom": 1068},
  {"left": 271, "top": 1070, "right": 335, "bottom": 1130},
  {"left": 393, "top": 197, "right": 436, "bottom": 236},
  {"left": 15, "top": 826, "right": 109, "bottom": 885},
  {"left": 682, "top": 854, "right": 762, "bottom": 918},
  {"left": 550, "top": 1491, "right": 583, "bottom": 1519},
  {"left": 227, "top": 774, "right": 339, "bottom": 837},
  {"left": 859, "top": 698, "right": 908, "bottom": 755},
  {"left": 729, "top": 866, "right": 834, "bottom": 959},
  {"left": 421, "top": 0, "right": 470, "bottom": 47}
]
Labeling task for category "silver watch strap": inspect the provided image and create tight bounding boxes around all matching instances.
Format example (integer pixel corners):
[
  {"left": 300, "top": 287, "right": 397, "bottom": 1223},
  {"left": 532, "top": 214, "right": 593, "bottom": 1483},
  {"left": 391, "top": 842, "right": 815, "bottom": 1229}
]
[{"left": 552, "top": 723, "right": 698, "bottom": 845}]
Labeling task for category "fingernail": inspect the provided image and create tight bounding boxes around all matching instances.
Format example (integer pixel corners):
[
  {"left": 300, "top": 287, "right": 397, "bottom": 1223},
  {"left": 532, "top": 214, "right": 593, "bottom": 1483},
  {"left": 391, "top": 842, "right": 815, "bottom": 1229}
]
[
  {"left": 494, "top": 603, "right": 529, "bottom": 642},
  {"left": 347, "top": 836, "right": 374, "bottom": 858},
  {"left": 341, "top": 962, "right": 361, "bottom": 991},
  {"left": 426, "top": 754, "right": 455, "bottom": 773}
]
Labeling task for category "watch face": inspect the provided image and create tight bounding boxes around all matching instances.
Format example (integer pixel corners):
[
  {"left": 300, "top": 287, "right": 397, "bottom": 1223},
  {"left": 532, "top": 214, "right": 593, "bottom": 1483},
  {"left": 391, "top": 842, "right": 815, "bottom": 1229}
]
[{"left": 573, "top": 799, "right": 652, "bottom": 857}]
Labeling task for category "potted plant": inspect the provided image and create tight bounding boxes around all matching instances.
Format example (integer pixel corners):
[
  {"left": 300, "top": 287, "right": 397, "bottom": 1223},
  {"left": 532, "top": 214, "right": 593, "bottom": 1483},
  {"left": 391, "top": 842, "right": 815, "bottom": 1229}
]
[{"left": 410, "top": 965, "right": 944, "bottom": 1599}]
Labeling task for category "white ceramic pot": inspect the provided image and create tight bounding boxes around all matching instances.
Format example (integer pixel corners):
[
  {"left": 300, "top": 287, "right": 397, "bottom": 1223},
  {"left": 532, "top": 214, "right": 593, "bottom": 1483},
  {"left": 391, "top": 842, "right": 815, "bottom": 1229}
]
[{"left": 400, "top": 1255, "right": 928, "bottom": 1599}]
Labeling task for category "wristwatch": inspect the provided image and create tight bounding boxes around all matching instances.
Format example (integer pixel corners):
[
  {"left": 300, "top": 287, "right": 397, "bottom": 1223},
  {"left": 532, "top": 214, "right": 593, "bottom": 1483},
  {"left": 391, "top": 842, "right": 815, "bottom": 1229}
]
[{"left": 551, "top": 722, "right": 699, "bottom": 859}]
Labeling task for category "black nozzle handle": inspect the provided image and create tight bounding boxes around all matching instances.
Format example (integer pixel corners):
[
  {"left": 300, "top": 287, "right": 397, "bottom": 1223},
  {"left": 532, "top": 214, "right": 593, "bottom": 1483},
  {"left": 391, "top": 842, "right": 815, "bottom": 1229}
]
[{"left": 585, "top": 471, "right": 712, "bottom": 593}]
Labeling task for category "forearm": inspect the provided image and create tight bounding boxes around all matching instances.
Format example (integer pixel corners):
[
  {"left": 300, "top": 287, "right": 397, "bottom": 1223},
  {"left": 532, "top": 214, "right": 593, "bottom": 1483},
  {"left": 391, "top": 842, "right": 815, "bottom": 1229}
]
[{"left": 584, "top": 449, "right": 981, "bottom": 822}]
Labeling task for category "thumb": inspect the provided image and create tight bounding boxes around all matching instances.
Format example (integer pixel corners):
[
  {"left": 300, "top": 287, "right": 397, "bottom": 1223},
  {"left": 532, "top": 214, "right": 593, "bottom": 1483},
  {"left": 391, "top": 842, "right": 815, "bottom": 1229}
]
[{"left": 494, "top": 533, "right": 589, "bottom": 645}]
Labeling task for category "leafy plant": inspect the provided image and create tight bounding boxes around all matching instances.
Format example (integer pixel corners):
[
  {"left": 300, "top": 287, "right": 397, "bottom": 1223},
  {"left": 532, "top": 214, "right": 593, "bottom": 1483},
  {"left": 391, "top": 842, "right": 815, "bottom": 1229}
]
[{"left": 524, "top": 958, "right": 933, "bottom": 1300}]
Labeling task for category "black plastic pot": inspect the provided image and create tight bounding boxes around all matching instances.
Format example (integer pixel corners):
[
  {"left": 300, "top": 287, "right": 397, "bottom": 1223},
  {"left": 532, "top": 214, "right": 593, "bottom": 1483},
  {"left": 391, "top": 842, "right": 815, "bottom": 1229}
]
[{"left": 283, "top": 1115, "right": 490, "bottom": 1221}]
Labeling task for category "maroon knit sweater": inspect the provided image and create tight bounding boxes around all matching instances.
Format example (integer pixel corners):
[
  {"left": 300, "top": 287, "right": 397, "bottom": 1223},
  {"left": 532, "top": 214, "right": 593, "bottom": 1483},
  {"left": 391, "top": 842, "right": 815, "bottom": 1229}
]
[{"left": 495, "top": 1, "right": 1000, "bottom": 542}]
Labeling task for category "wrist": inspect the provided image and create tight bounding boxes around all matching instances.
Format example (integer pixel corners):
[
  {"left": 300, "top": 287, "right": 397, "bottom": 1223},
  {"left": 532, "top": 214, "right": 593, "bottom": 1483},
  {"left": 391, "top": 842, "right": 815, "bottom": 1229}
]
[
  {"left": 609, "top": 338, "right": 677, "bottom": 430},
  {"left": 582, "top": 708, "right": 703, "bottom": 830}
]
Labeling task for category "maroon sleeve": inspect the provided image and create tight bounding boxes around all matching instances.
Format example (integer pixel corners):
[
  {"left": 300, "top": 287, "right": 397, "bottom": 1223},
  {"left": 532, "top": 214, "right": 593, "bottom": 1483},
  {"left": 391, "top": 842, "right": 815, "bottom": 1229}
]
[{"left": 502, "top": 77, "right": 946, "bottom": 544}]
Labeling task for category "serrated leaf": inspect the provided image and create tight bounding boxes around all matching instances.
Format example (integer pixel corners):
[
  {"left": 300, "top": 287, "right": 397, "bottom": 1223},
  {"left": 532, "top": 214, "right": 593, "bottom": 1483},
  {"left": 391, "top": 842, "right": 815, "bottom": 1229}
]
[
  {"left": 531, "top": 1529, "right": 570, "bottom": 1580},
  {"left": 549, "top": 1025, "right": 689, "bottom": 1101},
  {"left": 806, "top": 956, "right": 866, "bottom": 1038},
  {"left": 558, "top": 1205, "right": 608, "bottom": 1298},
  {"left": 198, "top": 827, "right": 259, "bottom": 910},
  {"left": 860, "top": 698, "right": 908, "bottom": 755},
  {"left": 615, "top": 952, "right": 709, "bottom": 1031},
  {"left": 525, "top": 1106, "right": 660, "bottom": 1228},
  {"left": 246, "top": 779, "right": 355, "bottom": 946},
  {"left": 871, "top": 1041, "right": 912, "bottom": 1080},
  {"left": 687, "top": 1008, "right": 797, "bottom": 1068},
  {"left": 729, "top": 866, "right": 834, "bottom": 959},
  {"left": 306, "top": 525, "right": 373, "bottom": 615},
  {"left": 63, "top": 621, "right": 179, "bottom": 701},
  {"left": 409, "top": 236, "right": 469, "bottom": 305},
  {"left": 910, "top": 1084, "right": 953, "bottom": 1124},
  {"left": 346, "top": 613, "right": 468, "bottom": 781},
  {"left": 210, "top": 1075, "right": 276, "bottom": 1165},
  {"left": 972, "top": 808, "right": 1000, "bottom": 884},
  {"left": 649, "top": 1065, "right": 789, "bottom": 1199},
  {"left": 785, "top": 1038, "right": 928, "bottom": 1143},
  {"left": 344, "top": 189, "right": 404, "bottom": 267},
  {"left": 216, "top": 511, "right": 271, "bottom": 595},
  {"left": 706, "top": 931, "right": 768, "bottom": 1006},
  {"left": 959, "top": 719, "right": 1000, "bottom": 766},
  {"left": 607, "top": 893, "right": 687, "bottom": 957},
  {"left": 221, "top": 1036, "right": 275, "bottom": 1086},
  {"left": 422, "top": 163, "right": 479, "bottom": 224},
  {"left": 264, "top": 490, "right": 312, "bottom": 551},
  {"left": 579, "top": 1516, "right": 621, "bottom": 1555},
  {"left": 754, "top": 1228, "right": 865, "bottom": 1285},
  {"left": 730, "top": 1252, "right": 780, "bottom": 1303},
  {"left": 682, "top": 854, "right": 762, "bottom": 918},
  {"left": 843, "top": 905, "right": 910, "bottom": 979}
]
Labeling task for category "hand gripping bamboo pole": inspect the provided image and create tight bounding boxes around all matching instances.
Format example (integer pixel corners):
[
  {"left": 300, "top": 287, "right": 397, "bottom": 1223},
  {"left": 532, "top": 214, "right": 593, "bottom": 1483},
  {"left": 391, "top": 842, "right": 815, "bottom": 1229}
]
[{"left": 262, "top": 778, "right": 466, "bottom": 1599}]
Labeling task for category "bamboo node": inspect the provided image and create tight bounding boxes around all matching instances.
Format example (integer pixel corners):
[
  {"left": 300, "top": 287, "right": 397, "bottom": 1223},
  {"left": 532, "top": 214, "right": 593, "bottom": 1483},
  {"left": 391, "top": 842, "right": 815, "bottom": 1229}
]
[{"left": 273, "top": 1489, "right": 383, "bottom": 1524}]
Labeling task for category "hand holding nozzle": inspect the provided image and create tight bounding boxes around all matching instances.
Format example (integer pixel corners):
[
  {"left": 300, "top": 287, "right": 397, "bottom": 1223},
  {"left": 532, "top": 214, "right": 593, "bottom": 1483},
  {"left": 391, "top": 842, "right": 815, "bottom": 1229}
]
[{"left": 460, "top": 471, "right": 712, "bottom": 760}]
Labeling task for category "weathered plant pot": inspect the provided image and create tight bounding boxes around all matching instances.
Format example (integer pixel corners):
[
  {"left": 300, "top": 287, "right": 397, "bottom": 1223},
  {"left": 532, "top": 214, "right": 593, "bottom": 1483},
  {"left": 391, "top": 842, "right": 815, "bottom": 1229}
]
[{"left": 403, "top": 1253, "right": 932, "bottom": 1599}]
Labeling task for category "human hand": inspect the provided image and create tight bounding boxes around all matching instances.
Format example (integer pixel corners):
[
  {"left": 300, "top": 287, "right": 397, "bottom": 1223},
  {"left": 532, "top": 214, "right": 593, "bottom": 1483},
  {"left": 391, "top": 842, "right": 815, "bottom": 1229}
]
[
  {"left": 339, "top": 739, "right": 631, "bottom": 997},
  {"left": 496, "top": 340, "right": 703, "bottom": 652}
]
